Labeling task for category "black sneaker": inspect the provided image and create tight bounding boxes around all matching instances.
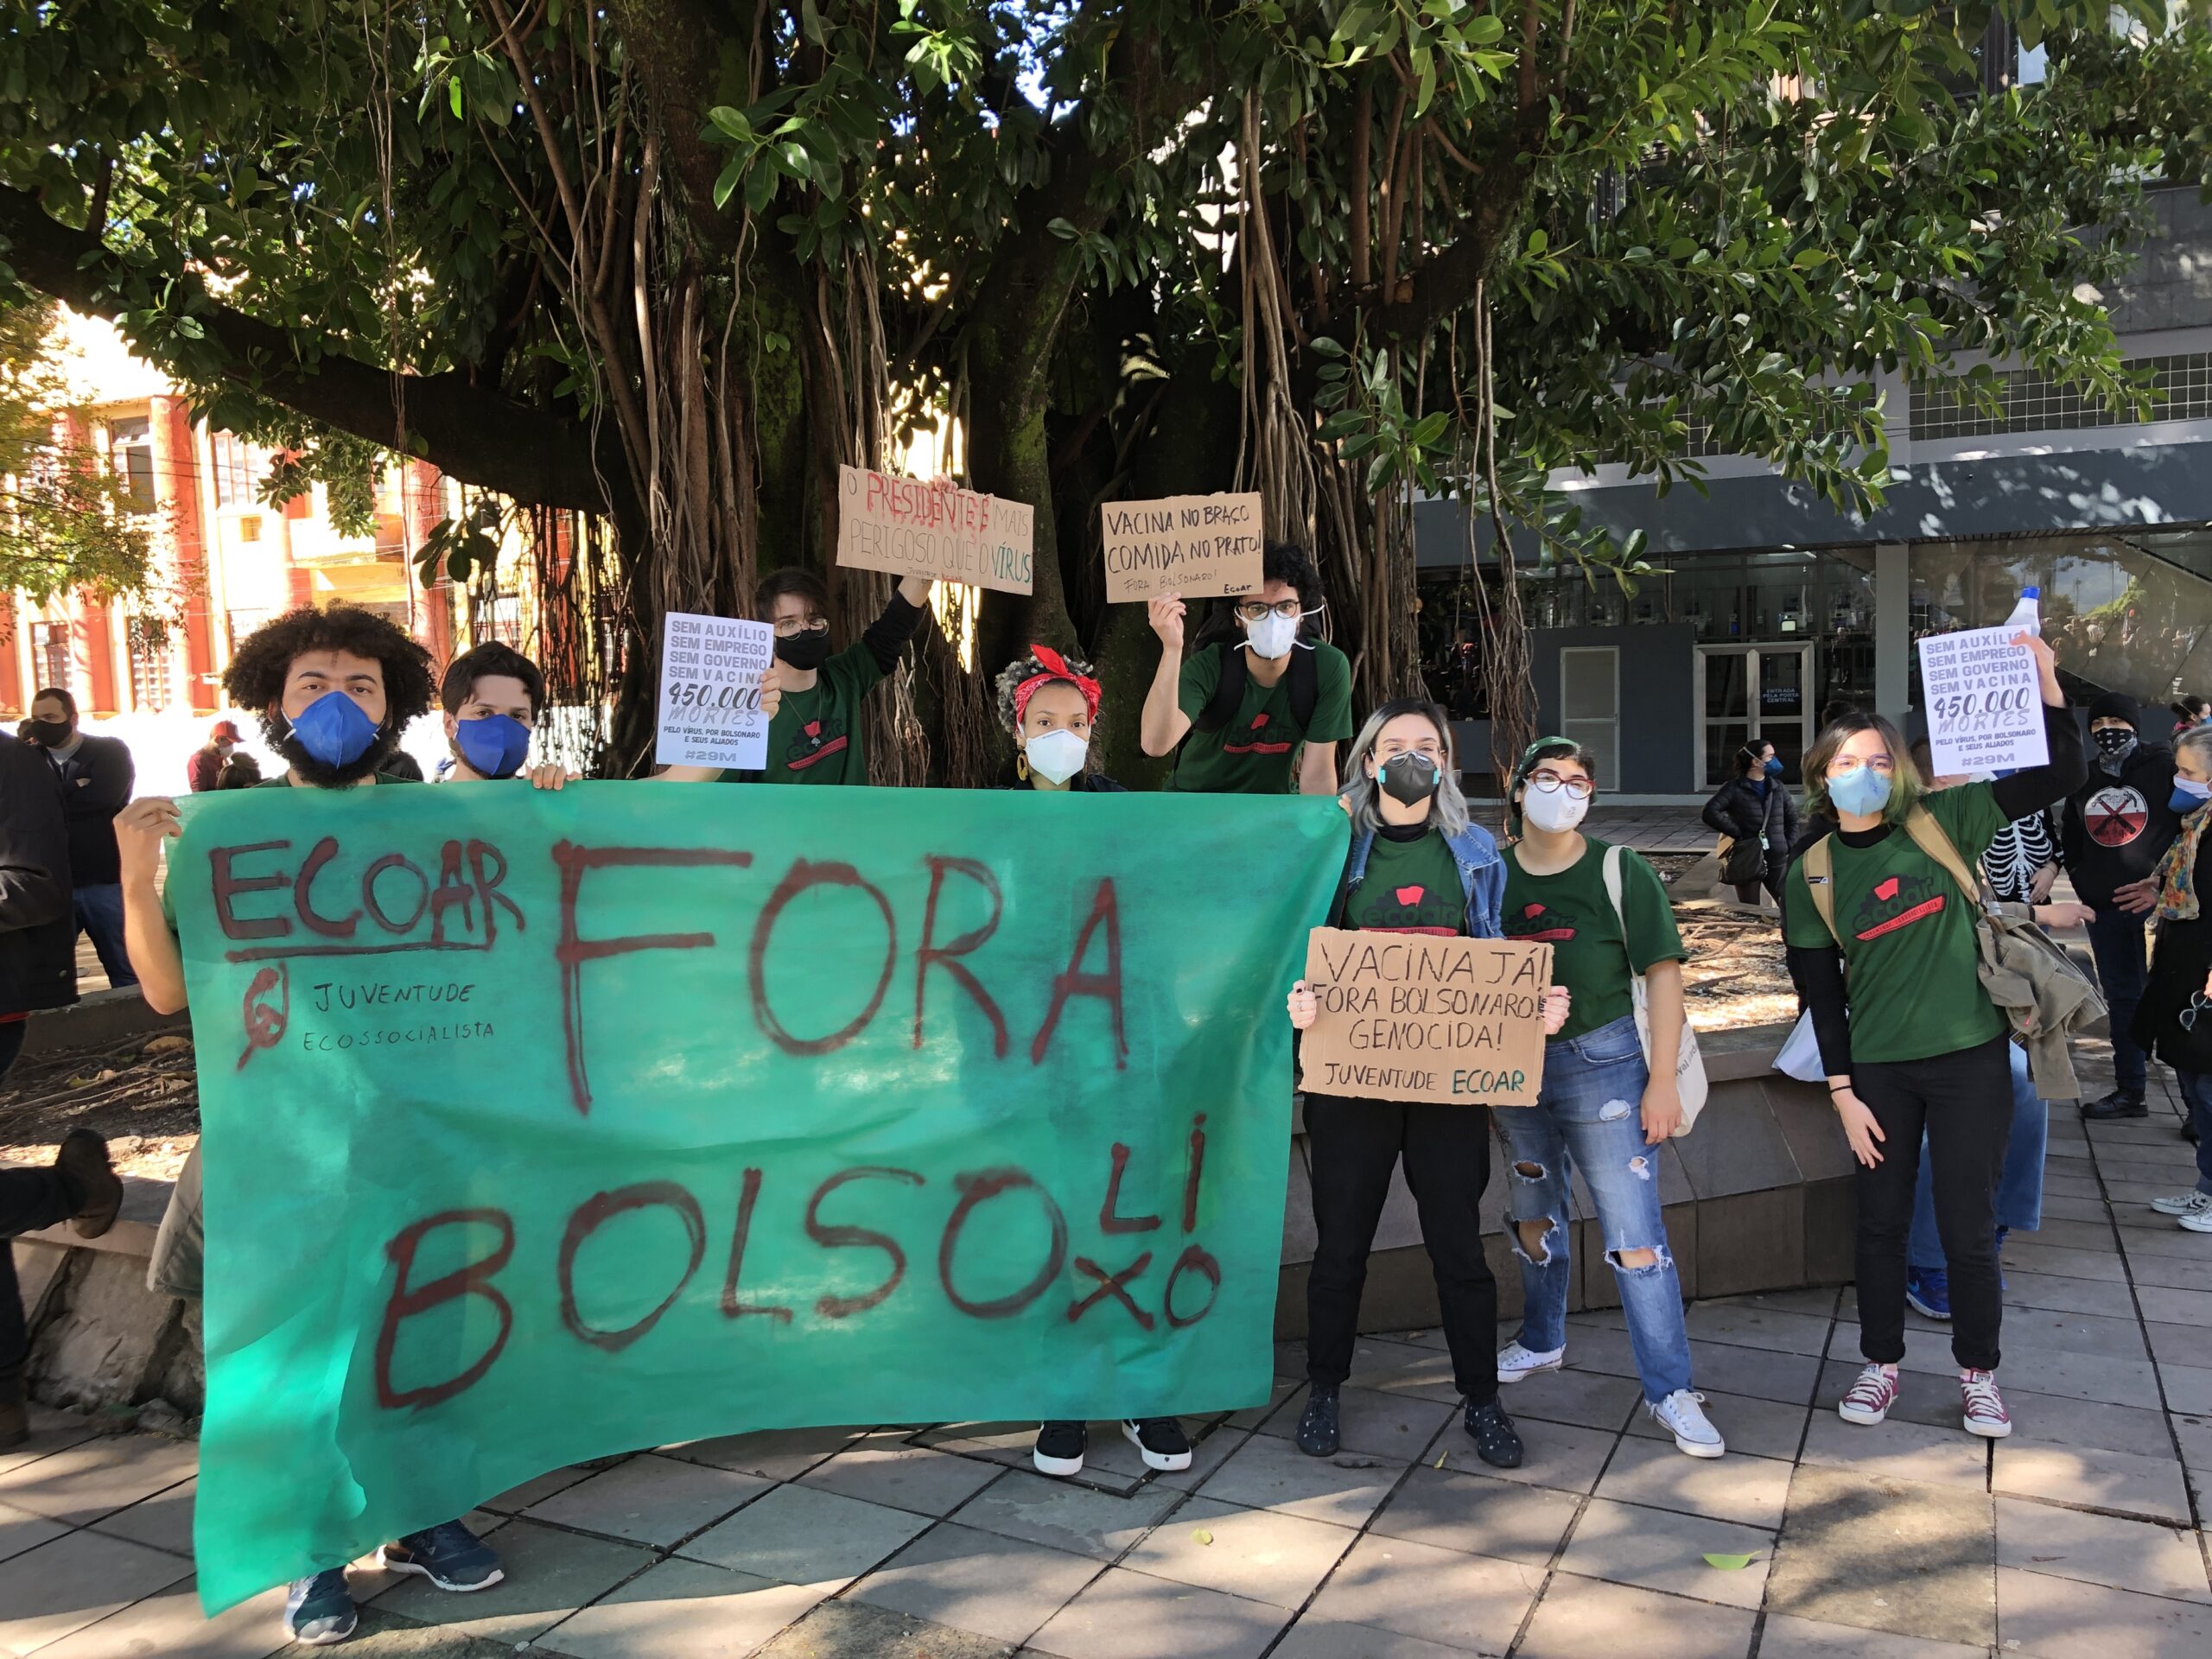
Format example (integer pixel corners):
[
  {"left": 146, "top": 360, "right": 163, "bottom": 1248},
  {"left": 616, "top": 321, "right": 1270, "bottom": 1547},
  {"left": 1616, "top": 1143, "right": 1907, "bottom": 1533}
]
[
  {"left": 1033, "top": 1421, "right": 1087, "bottom": 1477},
  {"left": 1295, "top": 1386, "right": 1340, "bottom": 1457},
  {"left": 1463, "top": 1397, "right": 1524, "bottom": 1468},
  {"left": 2080, "top": 1090, "right": 2147, "bottom": 1120},
  {"left": 378, "top": 1520, "right": 503, "bottom": 1592},
  {"left": 1121, "top": 1417, "right": 1192, "bottom": 1471},
  {"left": 56, "top": 1129, "right": 121, "bottom": 1239}
]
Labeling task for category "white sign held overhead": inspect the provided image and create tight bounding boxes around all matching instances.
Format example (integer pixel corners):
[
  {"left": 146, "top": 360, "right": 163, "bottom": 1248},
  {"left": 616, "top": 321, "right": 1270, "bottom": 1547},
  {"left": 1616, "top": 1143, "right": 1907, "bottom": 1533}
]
[
  {"left": 1917, "top": 626, "right": 2049, "bottom": 778},
  {"left": 655, "top": 611, "right": 775, "bottom": 772}
]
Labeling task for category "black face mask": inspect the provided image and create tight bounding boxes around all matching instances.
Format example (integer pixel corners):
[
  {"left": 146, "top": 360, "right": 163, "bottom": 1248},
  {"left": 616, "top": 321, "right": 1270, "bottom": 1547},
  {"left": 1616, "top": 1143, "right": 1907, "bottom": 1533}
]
[
  {"left": 1378, "top": 753, "right": 1442, "bottom": 806},
  {"left": 28, "top": 719, "right": 71, "bottom": 748},
  {"left": 2094, "top": 728, "right": 2138, "bottom": 760},
  {"left": 774, "top": 630, "right": 833, "bottom": 672}
]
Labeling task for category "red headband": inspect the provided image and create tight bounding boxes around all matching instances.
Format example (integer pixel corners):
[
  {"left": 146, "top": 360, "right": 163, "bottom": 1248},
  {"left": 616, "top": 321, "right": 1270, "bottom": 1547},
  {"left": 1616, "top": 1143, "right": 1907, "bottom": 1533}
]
[{"left": 1013, "top": 645, "right": 1101, "bottom": 724}]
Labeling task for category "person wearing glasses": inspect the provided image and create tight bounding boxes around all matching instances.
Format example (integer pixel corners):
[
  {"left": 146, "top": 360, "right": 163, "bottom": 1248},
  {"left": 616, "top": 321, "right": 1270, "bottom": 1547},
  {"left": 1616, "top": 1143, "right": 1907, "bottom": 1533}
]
[
  {"left": 659, "top": 569, "right": 931, "bottom": 785},
  {"left": 2126, "top": 722, "right": 2212, "bottom": 1230},
  {"left": 1141, "top": 541, "right": 1352, "bottom": 795},
  {"left": 1492, "top": 739, "right": 1723, "bottom": 1458},
  {"left": 1286, "top": 700, "right": 1571, "bottom": 1468},
  {"left": 1783, "top": 631, "right": 2082, "bottom": 1441}
]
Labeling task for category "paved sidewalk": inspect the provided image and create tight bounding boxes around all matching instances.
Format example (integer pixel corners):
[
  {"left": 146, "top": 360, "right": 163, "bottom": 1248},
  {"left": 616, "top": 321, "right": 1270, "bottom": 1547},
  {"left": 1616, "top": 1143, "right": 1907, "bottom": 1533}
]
[{"left": 2, "top": 1076, "right": 2208, "bottom": 1658}]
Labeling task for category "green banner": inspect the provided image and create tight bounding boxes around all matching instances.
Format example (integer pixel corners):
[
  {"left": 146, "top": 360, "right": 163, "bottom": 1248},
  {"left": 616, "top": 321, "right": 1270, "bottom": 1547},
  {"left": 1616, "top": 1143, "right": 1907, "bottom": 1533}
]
[{"left": 171, "top": 783, "right": 1345, "bottom": 1612}]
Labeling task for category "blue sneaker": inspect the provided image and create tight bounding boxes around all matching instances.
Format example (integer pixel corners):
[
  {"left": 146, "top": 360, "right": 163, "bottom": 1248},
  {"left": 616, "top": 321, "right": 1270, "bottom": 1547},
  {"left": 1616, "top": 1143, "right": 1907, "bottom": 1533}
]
[
  {"left": 379, "top": 1519, "right": 505, "bottom": 1592},
  {"left": 1905, "top": 1267, "right": 1952, "bottom": 1320},
  {"left": 284, "top": 1568, "right": 358, "bottom": 1646}
]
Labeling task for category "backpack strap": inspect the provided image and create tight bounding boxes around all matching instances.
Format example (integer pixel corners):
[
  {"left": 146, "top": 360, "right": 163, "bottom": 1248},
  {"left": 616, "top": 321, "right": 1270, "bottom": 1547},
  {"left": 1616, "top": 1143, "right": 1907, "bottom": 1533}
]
[
  {"left": 1288, "top": 642, "right": 1318, "bottom": 729},
  {"left": 1800, "top": 832, "right": 1840, "bottom": 944},
  {"left": 1902, "top": 804, "right": 1991, "bottom": 911},
  {"left": 1191, "top": 643, "right": 1246, "bottom": 734}
]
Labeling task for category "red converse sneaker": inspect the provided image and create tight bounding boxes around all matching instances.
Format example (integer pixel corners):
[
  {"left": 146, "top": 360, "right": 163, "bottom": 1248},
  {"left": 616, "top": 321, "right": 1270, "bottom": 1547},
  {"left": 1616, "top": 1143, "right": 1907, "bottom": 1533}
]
[
  {"left": 1960, "top": 1370, "right": 2012, "bottom": 1439},
  {"left": 1838, "top": 1363, "right": 1901, "bottom": 1426}
]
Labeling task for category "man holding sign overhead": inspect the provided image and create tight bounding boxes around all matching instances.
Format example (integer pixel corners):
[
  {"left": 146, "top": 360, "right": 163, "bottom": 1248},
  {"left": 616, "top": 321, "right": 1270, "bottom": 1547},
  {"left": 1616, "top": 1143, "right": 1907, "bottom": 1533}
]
[
  {"left": 1141, "top": 541, "right": 1353, "bottom": 796},
  {"left": 1286, "top": 699, "right": 1569, "bottom": 1471}
]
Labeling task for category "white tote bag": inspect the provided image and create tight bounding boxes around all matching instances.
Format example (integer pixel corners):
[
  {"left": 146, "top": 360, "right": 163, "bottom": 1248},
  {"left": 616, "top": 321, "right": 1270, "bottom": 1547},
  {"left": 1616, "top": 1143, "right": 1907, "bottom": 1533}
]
[
  {"left": 1602, "top": 844, "right": 1710, "bottom": 1135},
  {"left": 1773, "top": 1009, "right": 1828, "bottom": 1084}
]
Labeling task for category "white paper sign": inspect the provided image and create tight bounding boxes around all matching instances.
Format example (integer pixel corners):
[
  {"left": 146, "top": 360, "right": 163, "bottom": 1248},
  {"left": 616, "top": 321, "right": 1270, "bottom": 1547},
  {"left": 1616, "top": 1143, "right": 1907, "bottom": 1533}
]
[
  {"left": 655, "top": 611, "right": 775, "bottom": 771},
  {"left": 1917, "top": 626, "right": 2049, "bottom": 776}
]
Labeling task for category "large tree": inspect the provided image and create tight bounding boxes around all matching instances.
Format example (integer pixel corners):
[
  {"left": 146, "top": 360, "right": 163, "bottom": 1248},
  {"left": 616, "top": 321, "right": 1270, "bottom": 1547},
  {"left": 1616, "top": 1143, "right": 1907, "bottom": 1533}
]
[{"left": 3, "top": 2, "right": 2205, "bottom": 779}]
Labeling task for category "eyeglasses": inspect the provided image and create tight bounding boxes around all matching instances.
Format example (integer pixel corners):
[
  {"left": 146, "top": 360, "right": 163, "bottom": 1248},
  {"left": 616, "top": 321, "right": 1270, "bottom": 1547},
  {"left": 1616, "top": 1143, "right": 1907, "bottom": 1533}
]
[
  {"left": 2181, "top": 993, "right": 2211, "bottom": 1033},
  {"left": 1232, "top": 599, "right": 1319, "bottom": 623},
  {"left": 772, "top": 617, "right": 831, "bottom": 639},
  {"left": 1828, "top": 755, "right": 1894, "bottom": 777},
  {"left": 1524, "top": 769, "right": 1593, "bottom": 799}
]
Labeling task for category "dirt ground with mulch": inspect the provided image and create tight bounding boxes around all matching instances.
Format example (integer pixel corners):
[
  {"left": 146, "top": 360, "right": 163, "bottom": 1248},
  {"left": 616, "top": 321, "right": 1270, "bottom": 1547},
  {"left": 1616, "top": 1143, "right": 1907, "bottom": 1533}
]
[{"left": 1, "top": 855, "right": 1799, "bottom": 1185}]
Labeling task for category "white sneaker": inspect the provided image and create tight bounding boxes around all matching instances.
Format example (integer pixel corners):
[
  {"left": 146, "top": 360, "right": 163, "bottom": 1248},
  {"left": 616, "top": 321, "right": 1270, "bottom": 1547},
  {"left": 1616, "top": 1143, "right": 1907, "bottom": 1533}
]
[
  {"left": 1647, "top": 1389, "right": 1726, "bottom": 1459},
  {"left": 2180, "top": 1207, "right": 2212, "bottom": 1234},
  {"left": 1497, "top": 1341, "right": 1565, "bottom": 1384},
  {"left": 2152, "top": 1191, "right": 2212, "bottom": 1217}
]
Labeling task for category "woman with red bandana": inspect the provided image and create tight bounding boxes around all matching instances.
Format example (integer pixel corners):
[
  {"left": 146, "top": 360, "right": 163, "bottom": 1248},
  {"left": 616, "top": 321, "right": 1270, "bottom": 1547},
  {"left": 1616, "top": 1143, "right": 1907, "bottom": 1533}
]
[{"left": 995, "top": 645, "right": 1183, "bottom": 1476}]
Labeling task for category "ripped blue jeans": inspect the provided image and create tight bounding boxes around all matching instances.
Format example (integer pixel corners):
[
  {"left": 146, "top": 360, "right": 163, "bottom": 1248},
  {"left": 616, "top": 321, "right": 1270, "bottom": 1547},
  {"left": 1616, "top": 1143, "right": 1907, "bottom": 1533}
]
[{"left": 1501, "top": 1013, "right": 1694, "bottom": 1404}]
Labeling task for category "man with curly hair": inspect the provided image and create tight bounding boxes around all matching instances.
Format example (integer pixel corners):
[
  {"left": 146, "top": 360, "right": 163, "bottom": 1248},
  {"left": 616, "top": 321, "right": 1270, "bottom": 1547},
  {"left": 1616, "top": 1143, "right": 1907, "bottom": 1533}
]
[{"left": 112, "top": 605, "right": 507, "bottom": 1646}]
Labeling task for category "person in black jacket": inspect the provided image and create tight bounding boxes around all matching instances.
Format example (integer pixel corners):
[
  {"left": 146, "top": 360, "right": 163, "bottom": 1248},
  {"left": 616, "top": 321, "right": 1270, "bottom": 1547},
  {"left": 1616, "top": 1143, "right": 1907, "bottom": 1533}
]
[
  {"left": 0, "top": 735, "right": 118, "bottom": 1448},
  {"left": 2060, "top": 691, "right": 2178, "bottom": 1119},
  {"left": 2130, "top": 724, "right": 2212, "bottom": 1226},
  {"left": 25, "top": 687, "right": 137, "bottom": 988},
  {"left": 1701, "top": 741, "right": 1799, "bottom": 907}
]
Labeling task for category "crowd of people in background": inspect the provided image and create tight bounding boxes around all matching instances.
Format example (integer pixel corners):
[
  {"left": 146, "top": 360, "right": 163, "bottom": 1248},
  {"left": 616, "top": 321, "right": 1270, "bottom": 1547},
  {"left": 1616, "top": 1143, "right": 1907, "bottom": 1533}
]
[{"left": 2, "top": 552, "right": 2209, "bottom": 1646}]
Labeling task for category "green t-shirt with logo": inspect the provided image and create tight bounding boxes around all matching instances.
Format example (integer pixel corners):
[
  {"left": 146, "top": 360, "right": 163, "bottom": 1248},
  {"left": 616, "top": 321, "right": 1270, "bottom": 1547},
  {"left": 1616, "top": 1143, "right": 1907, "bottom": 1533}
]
[
  {"left": 720, "top": 640, "right": 884, "bottom": 786},
  {"left": 1502, "top": 836, "right": 1683, "bottom": 1041},
  {"left": 1783, "top": 782, "right": 2009, "bottom": 1065},
  {"left": 1167, "top": 639, "right": 1354, "bottom": 795},
  {"left": 1344, "top": 829, "right": 1466, "bottom": 934}
]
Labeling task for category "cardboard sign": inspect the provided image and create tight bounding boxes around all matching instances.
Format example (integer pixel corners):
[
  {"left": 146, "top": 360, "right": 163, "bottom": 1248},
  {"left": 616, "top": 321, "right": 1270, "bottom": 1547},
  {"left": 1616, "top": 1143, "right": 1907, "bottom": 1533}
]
[
  {"left": 1297, "top": 928, "right": 1552, "bottom": 1107},
  {"left": 168, "top": 785, "right": 1347, "bottom": 1613},
  {"left": 655, "top": 611, "right": 775, "bottom": 771},
  {"left": 1101, "top": 493, "right": 1265, "bottom": 601},
  {"left": 834, "top": 465, "right": 1034, "bottom": 594},
  {"left": 1917, "top": 626, "right": 2049, "bottom": 776}
]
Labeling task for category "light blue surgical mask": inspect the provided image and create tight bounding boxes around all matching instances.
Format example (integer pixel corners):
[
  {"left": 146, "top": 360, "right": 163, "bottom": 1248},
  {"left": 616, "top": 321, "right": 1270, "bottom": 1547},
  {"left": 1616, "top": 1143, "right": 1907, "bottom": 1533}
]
[
  {"left": 2172, "top": 778, "right": 2211, "bottom": 814},
  {"left": 1827, "top": 765, "right": 1893, "bottom": 819},
  {"left": 286, "top": 690, "right": 382, "bottom": 769},
  {"left": 455, "top": 714, "right": 531, "bottom": 780}
]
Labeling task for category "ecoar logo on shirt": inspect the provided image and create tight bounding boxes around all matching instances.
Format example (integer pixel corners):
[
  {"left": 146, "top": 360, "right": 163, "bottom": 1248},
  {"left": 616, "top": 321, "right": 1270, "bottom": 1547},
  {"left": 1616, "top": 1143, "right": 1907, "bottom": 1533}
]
[
  {"left": 1851, "top": 873, "right": 1946, "bottom": 942},
  {"left": 785, "top": 715, "right": 849, "bottom": 772},
  {"left": 1223, "top": 710, "right": 1291, "bottom": 757},
  {"left": 2084, "top": 784, "right": 2151, "bottom": 848},
  {"left": 1363, "top": 882, "right": 1461, "bottom": 935},
  {"left": 1504, "top": 900, "right": 1578, "bottom": 944}
]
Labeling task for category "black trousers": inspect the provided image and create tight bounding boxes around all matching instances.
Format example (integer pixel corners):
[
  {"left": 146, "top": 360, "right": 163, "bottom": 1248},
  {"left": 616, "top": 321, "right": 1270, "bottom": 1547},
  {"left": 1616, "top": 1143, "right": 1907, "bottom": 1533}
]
[
  {"left": 1304, "top": 1094, "right": 1497, "bottom": 1405},
  {"left": 1734, "top": 867, "right": 1786, "bottom": 908},
  {"left": 1850, "top": 1034, "right": 2013, "bottom": 1372},
  {"left": 0, "top": 1166, "right": 75, "bottom": 1397}
]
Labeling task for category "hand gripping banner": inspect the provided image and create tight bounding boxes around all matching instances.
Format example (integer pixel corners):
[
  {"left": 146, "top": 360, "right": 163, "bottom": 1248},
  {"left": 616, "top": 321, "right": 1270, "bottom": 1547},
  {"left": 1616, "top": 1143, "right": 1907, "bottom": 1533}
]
[{"left": 170, "top": 783, "right": 1345, "bottom": 1611}]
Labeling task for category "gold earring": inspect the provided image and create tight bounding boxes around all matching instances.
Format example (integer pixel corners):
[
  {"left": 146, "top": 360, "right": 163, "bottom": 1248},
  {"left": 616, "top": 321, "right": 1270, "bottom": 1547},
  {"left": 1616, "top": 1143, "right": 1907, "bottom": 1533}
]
[{"left": 1016, "top": 751, "right": 1031, "bottom": 780}]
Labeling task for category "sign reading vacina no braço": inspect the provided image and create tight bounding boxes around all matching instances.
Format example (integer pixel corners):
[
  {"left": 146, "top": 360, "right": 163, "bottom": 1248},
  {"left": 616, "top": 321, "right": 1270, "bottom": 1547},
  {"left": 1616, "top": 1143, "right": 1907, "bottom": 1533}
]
[{"left": 167, "top": 783, "right": 1346, "bottom": 1612}]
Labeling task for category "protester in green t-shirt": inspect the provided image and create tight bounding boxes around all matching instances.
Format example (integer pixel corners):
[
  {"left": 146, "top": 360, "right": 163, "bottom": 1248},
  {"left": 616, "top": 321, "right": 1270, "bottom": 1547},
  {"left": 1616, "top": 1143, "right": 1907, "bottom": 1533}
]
[
  {"left": 1139, "top": 541, "right": 1354, "bottom": 795},
  {"left": 1491, "top": 736, "right": 1724, "bottom": 1459},
  {"left": 112, "top": 605, "right": 510, "bottom": 1648},
  {"left": 1783, "top": 629, "right": 2082, "bottom": 1444},
  {"left": 660, "top": 567, "right": 932, "bottom": 787},
  {"left": 1285, "top": 698, "right": 1568, "bottom": 1473}
]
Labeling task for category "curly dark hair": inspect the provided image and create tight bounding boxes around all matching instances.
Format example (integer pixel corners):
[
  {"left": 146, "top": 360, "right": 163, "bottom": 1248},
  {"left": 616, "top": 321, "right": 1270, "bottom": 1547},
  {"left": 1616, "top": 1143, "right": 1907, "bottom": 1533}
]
[
  {"left": 442, "top": 641, "right": 545, "bottom": 717},
  {"left": 223, "top": 605, "right": 435, "bottom": 725},
  {"left": 994, "top": 647, "right": 1097, "bottom": 730}
]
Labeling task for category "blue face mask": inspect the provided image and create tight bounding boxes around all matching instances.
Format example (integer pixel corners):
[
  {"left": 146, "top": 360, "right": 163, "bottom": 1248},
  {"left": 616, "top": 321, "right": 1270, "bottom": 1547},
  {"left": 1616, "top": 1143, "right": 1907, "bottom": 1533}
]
[
  {"left": 287, "top": 690, "right": 382, "bottom": 769},
  {"left": 1827, "top": 765, "right": 1893, "bottom": 819},
  {"left": 2172, "top": 778, "right": 2211, "bottom": 814},
  {"left": 454, "top": 715, "right": 531, "bottom": 780},
  {"left": 1764, "top": 757, "right": 1784, "bottom": 778}
]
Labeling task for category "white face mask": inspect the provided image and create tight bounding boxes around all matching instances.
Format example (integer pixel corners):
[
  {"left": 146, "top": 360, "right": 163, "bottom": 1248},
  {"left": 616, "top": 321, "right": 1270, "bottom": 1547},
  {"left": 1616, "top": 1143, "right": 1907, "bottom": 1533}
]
[
  {"left": 1244, "top": 611, "right": 1301, "bottom": 660},
  {"left": 1520, "top": 784, "right": 1589, "bottom": 834},
  {"left": 1024, "top": 728, "right": 1089, "bottom": 785}
]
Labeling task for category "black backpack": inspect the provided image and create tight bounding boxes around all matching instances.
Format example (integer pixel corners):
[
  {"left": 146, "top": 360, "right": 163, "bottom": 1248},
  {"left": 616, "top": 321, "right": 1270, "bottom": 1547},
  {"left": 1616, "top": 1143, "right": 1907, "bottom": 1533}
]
[{"left": 1191, "top": 640, "right": 1318, "bottom": 734}]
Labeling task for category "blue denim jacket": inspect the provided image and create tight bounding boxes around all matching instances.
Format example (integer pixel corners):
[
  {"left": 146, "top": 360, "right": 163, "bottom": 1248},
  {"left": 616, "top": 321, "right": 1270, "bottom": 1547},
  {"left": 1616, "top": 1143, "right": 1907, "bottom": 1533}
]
[{"left": 1336, "top": 819, "right": 1508, "bottom": 940}]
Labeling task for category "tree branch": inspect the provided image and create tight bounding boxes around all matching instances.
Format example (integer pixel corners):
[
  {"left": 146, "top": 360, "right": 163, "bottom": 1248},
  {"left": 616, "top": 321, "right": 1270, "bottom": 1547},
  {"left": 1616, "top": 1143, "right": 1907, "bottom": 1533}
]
[{"left": 0, "top": 185, "right": 625, "bottom": 518}]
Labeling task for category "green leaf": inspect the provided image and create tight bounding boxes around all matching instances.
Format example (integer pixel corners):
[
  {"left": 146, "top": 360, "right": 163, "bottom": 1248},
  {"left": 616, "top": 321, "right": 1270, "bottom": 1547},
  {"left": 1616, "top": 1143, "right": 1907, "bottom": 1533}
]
[
  {"left": 1526, "top": 228, "right": 1548, "bottom": 257},
  {"left": 1308, "top": 335, "right": 1347, "bottom": 359},
  {"left": 448, "top": 78, "right": 462, "bottom": 119},
  {"left": 1408, "top": 410, "right": 1452, "bottom": 448},
  {"left": 708, "top": 106, "right": 753, "bottom": 143},
  {"left": 1703, "top": 1554, "right": 1758, "bottom": 1571}
]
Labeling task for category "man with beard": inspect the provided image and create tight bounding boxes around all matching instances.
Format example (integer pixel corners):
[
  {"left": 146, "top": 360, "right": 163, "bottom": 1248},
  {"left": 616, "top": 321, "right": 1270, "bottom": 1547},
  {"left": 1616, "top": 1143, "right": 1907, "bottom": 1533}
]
[
  {"left": 657, "top": 568, "right": 930, "bottom": 785},
  {"left": 112, "top": 605, "right": 506, "bottom": 1647}
]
